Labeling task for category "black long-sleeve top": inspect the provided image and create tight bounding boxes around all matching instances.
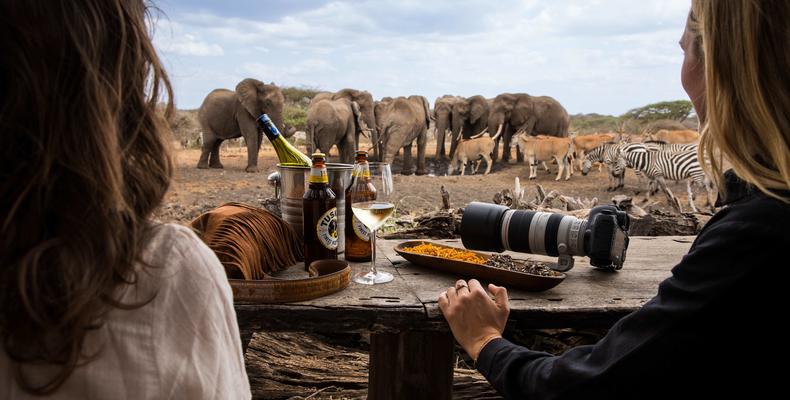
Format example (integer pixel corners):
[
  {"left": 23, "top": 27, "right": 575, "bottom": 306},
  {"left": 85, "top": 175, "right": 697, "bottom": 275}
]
[{"left": 477, "top": 170, "right": 790, "bottom": 399}]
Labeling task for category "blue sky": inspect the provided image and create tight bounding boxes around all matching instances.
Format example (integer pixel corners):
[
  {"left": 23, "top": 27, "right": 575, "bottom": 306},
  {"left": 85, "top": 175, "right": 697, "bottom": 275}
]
[{"left": 152, "top": 0, "right": 692, "bottom": 115}]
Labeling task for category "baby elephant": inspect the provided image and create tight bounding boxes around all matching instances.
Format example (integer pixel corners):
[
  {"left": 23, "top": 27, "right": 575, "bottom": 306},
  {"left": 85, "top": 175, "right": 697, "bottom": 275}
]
[{"left": 447, "top": 135, "right": 498, "bottom": 176}]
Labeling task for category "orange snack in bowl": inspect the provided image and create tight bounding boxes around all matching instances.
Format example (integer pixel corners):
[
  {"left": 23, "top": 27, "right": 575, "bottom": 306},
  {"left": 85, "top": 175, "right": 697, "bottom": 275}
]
[{"left": 402, "top": 243, "right": 487, "bottom": 264}]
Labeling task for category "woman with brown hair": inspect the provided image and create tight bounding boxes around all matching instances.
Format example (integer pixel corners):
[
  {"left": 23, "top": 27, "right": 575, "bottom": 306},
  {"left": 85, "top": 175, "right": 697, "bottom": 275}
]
[
  {"left": 0, "top": 1, "right": 250, "bottom": 398},
  {"left": 440, "top": 1, "right": 790, "bottom": 398}
]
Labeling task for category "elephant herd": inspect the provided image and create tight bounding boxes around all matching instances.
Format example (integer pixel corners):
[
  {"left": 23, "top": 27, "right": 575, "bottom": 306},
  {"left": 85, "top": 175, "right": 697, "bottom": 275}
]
[{"left": 195, "top": 78, "right": 570, "bottom": 175}]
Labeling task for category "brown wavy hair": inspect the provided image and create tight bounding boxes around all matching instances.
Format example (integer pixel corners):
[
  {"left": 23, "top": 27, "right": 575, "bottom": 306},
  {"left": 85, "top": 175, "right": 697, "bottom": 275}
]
[
  {"left": 0, "top": 0, "right": 173, "bottom": 394},
  {"left": 691, "top": 0, "right": 790, "bottom": 200}
]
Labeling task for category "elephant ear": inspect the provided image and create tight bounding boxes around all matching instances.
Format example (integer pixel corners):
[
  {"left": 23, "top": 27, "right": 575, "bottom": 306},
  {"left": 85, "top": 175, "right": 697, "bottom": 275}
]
[
  {"left": 235, "top": 78, "right": 265, "bottom": 118},
  {"left": 420, "top": 96, "right": 431, "bottom": 128}
]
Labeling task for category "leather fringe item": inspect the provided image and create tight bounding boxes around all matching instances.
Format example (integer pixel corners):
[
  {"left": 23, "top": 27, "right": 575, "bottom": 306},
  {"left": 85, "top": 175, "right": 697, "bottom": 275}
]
[{"left": 191, "top": 202, "right": 304, "bottom": 280}]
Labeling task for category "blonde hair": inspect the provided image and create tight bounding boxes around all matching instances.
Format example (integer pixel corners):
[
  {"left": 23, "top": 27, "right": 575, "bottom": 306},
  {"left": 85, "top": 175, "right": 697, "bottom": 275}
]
[{"left": 691, "top": 0, "right": 790, "bottom": 201}]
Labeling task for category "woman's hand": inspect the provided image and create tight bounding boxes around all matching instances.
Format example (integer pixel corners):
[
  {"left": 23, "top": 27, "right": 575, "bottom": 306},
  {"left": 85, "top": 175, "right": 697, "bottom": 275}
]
[{"left": 438, "top": 279, "right": 510, "bottom": 361}]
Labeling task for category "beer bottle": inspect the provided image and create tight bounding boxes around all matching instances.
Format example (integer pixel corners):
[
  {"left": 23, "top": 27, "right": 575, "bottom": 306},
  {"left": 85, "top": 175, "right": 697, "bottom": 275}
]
[
  {"left": 345, "top": 151, "right": 376, "bottom": 261},
  {"left": 302, "top": 152, "right": 338, "bottom": 269}
]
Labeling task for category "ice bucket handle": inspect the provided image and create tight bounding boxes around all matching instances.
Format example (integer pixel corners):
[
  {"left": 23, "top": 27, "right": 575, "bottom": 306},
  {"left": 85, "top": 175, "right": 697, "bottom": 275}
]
[{"left": 267, "top": 171, "right": 281, "bottom": 199}]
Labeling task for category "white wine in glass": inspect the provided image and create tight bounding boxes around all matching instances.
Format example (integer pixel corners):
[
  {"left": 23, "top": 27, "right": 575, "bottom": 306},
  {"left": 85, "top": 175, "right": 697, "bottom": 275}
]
[
  {"left": 350, "top": 162, "right": 395, "bottom": 285},
  {"left": 351, "top": 201, "right": 395, "bottom": 231}
]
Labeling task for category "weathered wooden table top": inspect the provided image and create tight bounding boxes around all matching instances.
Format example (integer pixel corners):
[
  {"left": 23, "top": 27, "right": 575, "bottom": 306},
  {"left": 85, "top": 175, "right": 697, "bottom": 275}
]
[{"left": 234, "top": 236, "right": 694, "bottom": 333}]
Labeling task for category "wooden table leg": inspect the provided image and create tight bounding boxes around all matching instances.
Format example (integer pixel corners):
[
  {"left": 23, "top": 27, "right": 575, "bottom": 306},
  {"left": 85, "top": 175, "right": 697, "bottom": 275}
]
[{"left": 369, "top": 330, "right": 454, "bottom": 400}]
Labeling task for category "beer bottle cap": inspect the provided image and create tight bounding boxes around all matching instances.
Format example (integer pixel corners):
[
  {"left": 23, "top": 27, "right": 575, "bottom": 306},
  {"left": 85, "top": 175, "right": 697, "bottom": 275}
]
[{"left": 309, "top": 152, "right": 328, "bottom": 183}]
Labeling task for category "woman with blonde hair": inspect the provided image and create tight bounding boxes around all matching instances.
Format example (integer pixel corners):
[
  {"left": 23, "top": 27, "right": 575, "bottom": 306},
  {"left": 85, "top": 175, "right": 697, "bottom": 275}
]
[
  {"left": 0, "top": 1, "right": 250, "bottom": 398},
  {"left": 440, "top": 1, "right": 790, "bottom": 397}
]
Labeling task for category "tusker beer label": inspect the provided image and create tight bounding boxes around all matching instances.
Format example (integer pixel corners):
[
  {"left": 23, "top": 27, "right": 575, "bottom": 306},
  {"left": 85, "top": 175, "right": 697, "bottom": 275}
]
[
  {"left": 316, "top": 207, "right": 338, "bottom": 250},
  {"left": 352, "top": 215, "right": 371, "bottom": 242}
]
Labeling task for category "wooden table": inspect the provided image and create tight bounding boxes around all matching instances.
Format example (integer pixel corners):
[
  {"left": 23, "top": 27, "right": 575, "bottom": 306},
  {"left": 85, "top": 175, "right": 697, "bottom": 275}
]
[{"left": 235, "top": 236, "right": 694, "bottom": 400}]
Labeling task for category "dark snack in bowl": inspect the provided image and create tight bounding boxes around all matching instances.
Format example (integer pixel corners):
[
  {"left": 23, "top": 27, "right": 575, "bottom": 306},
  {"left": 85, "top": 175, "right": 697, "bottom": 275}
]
[{"left": 485, "top": 255, "right": 561, "bottom": 277}]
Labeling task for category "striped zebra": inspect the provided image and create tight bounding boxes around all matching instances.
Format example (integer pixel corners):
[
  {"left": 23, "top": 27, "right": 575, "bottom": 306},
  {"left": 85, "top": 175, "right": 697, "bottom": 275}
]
[
  {"left": 617, "top": 147, "right": 714, "bottom": 213},
  {"left": 582, "top": 142, "right": 649, "bottom": 191}
]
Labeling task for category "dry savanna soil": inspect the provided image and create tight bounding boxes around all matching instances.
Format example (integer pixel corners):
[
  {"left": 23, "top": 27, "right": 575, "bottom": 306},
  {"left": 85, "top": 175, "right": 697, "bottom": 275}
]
[{"left": 157, "top": 142, "right": 712, "bottom": 224}]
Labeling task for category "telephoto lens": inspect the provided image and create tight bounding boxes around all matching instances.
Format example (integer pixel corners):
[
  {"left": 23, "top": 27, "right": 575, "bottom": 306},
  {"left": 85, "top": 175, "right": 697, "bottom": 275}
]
[{"left": 460, "top": 202, "right": 630, "bottom": 271}]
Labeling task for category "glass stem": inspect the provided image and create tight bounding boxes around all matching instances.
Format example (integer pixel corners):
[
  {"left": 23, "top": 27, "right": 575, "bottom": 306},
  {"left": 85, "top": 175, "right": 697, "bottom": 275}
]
[{"left": 370, "top": 228, "right": 378, "bottom": 275}]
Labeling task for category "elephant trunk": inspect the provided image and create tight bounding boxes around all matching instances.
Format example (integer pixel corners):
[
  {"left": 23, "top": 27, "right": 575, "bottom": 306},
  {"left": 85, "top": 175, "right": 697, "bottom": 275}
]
[
  {"left": 305, "top": 126, "right": 316, "bottom": 155},
  {"left": 381, "top": 128, "right": 400, "bottom": 165},
  {"left": 451, "top": 112, "right": 463, "bottom": 140},
  {"left": 266, "top": 109, "right": 285, "bottom": 137},
  {"left": 370, "top": 129, "right": 380, "bottom": 161},
  {"left": 434, "top": 112, "right": 449, "bottom": 158},
  {"left": 487, "top": 112, "right": 505, "bottom": 141}
]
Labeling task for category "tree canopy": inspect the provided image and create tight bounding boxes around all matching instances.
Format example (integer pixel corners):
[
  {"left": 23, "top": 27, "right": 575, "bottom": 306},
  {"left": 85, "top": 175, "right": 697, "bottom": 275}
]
[{"left": 621, "top": 100, "right": 694, "bottom": 123}]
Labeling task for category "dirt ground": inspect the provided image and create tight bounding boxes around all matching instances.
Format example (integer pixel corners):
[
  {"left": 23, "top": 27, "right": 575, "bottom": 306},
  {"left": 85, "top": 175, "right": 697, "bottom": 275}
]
[{"left": 155, "top": 142, "right": 712, "bottom": 224}]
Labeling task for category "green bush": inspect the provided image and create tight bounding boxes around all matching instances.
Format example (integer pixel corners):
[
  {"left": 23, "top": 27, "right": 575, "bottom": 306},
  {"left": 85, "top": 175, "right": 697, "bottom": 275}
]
[
  {"left": 569, "top": 113, "right": 623, "bottom": 134},
  {"left": 281, "top": 86, "right": 322, "bottom": 104},
  {"left": 284, "top": 103, "right": 308, "bottom": 130}
]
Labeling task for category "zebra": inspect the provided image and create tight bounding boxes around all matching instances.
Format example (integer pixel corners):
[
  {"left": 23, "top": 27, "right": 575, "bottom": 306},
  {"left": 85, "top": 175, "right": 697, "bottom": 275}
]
[
  {"left": 618, "top": 142, "right": 701, "bottom": 195},
  {"left": 617, "top": 147, "right": 715, "bottom": 213},
  {"left": 582, "top": 142, "right": 649, "bottom": 191}
]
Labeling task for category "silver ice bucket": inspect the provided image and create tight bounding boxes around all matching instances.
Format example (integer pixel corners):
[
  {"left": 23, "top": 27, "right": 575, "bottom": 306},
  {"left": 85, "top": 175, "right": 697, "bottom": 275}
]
[{"left": 271, "top": 163, "right": 353, "bottom": 253}]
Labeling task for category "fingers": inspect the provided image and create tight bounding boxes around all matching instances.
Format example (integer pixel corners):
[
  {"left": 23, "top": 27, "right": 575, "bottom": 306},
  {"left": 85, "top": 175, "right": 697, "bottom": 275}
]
[
  {"left": 447, "top": 286, "right": 458, "bottom": 303},
  {"left": 438, "top": 291, "right": 449, "bottom": 313},
  {"left": 467, "top": 279, "right": 485, "bottom": 294},
  {"left": 488, "top": 284, "right": 510, "bottom": 310},
  {"left": 455, "top": 279, "right": 470, "bottom": 294}
]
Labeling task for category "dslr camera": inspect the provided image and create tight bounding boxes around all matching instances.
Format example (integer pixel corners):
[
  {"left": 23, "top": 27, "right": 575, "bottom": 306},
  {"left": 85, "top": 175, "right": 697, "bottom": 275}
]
[{"left": 460, "top": 202, "right": 630, "bottom": 272}]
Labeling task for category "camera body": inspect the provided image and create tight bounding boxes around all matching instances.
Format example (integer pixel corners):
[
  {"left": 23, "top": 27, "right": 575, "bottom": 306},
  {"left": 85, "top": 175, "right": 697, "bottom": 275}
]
[{"left": 460, "top": 202, "right": 630, "bottom": 272}]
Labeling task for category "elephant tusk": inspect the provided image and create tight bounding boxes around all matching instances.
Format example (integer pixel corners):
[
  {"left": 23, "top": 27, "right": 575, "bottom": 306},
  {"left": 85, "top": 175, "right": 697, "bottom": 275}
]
[
  {"left": 456, "top": 126, "right": 464, "bottom": 141},
  {"left": 495, "top": 123, "right": 503, "bottom": 138},
  {"left": 470, "top": 128, "right": 488, "bottom": 139}
]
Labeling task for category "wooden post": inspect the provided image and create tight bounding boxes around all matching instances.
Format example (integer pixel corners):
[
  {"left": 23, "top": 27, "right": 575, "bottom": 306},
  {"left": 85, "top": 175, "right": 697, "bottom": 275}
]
[{"left": 369, "top": 330, "right": 454, "bottom": 400}]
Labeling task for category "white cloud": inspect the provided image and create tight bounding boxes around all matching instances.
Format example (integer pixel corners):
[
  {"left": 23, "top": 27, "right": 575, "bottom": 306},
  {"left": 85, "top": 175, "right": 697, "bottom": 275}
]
[
  {"left": 153, "top": 19, "right": 224, "bottom": 57},
  {"left": 166, "top": 34, "right": 224, "bottom": 56}
]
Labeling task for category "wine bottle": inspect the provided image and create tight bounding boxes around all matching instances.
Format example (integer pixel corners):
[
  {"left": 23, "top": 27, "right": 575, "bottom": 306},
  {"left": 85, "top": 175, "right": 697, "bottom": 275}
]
[{"left": 257, "top": 114, "right": 312, "bottom": 167}]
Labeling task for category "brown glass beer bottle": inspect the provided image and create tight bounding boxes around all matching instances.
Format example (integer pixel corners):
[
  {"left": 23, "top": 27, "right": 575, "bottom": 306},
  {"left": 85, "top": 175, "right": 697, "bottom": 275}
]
[
  {"left": 345, "top": 151, "right": 376, "bottom": 262},
  {"left": 303, "top": 152, "right": 338, "bottom": 269}
]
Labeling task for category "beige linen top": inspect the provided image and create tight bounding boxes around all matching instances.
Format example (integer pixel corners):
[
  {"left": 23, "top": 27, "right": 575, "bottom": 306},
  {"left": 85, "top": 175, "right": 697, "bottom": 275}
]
[{"left": 1, "top": 223, "right": 251, "bottom": 399}]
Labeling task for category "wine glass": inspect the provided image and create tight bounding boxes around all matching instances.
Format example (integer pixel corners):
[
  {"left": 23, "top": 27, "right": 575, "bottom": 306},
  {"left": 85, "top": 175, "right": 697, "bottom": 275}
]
[{"left": 350, "top": 162, "right": 395, "bottom": 285}]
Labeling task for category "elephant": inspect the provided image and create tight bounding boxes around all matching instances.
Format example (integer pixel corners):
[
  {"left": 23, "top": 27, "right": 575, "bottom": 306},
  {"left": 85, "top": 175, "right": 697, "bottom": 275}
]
[
  {"left": 305, "top": 89, "right": 377, "bottom": 163},
  {"left": 432, "top": 95, "right": 464, "bottom": 160},
  {"left": 377, "top": 95, "right": 431, "bottom": 175},
  {"left": 373, "top": 97, "right": 394, "bottom": 158},
  {"left": 449, "top": 95, "right": 490, "bottom": 158},
  {"left": 487, "top": 93, "right": 570, "bottom": 163},
  {"left": 197, "top": 78, "right": 286, "bottom": 172}
]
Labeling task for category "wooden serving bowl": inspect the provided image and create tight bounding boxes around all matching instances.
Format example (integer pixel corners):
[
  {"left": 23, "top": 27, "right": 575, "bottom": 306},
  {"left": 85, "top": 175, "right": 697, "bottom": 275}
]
[{"left": 394, "top": 240, "right": 565, "bottom": 292}]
